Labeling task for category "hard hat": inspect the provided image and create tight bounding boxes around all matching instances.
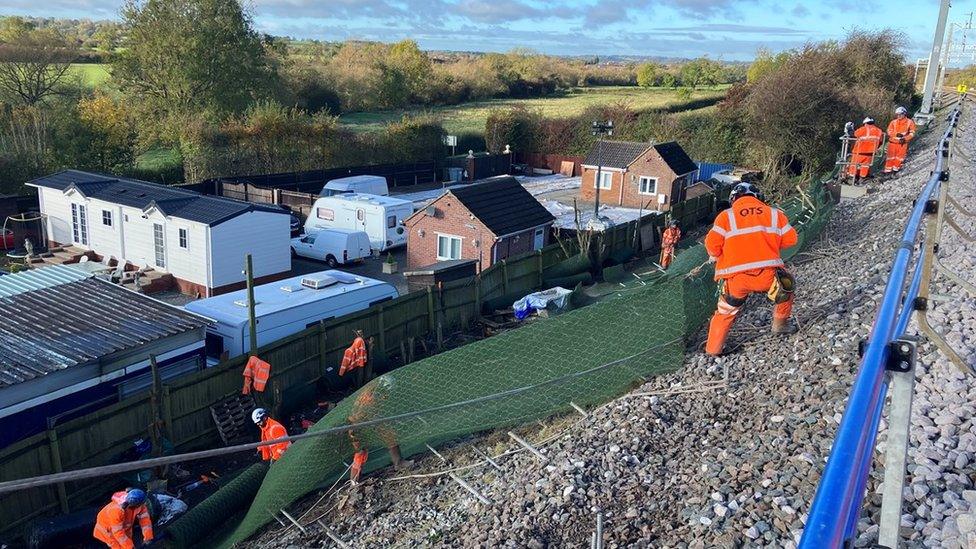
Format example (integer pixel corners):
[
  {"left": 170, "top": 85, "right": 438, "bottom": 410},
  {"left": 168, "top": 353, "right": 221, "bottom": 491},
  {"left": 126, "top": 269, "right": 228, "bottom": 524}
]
[
  {"left": 895, "top": 106, "right": 908, "bottom": 116},
  {"left": 863, "top": 117, "right": 875, "bottom": 125},
  {"left": 251, "top": 408, "right": 268, "bottom": 424},
  {"left": 730, "top": 182, "right": 762, "bottom": 203},
  {"left": 669, "top": 219, "right": 679, "bottom": 227},
  {"left": 125, "top": 489, "right": 147, "bottom": 507}
]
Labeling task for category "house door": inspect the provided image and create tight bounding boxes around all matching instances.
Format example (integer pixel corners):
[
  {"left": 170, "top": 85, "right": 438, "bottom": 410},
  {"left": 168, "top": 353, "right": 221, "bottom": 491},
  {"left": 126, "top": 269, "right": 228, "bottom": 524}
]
[
  {"left": 533, "top": 227, "right": 545, "bottom": 250},
  {"left": 71, "top": 203, "right": 89, "bottom": 246},
  {"left": 153, "top": 223, "right": 166, "bottom": 269}
]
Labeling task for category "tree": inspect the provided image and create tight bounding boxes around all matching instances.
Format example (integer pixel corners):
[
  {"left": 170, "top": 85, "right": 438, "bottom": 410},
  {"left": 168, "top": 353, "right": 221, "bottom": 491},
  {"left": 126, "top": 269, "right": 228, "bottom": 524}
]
[
  {"left": 0, "top": 18, "right": 77, "bottom": 105},
  {"left": 636, "top": 62, "right": 659, "bottom": 88},
  {"left": 660, "top": 73, "right": 677, "bottom": 88},
  {"left": 679, "top": 57, "right": 724, "bottom": 89},
  {"left": 485, "top": 106, "right": 540, "bottom": 153},
  {"left": 114, "top": 0, "right": 276, "bottom": 128},
  {"left": 747, "top": 48, "right": 789, "bottom": 83},
  {"left": 382, "top": 40, "right": 431, "bottom": 107},
  {"left": 76, "top": 93, "right": 137, "bottom": 171}
]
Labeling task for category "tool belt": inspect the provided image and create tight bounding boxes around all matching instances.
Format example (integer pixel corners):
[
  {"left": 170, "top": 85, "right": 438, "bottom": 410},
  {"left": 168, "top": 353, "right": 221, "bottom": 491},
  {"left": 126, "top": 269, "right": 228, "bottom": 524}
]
[{"left": 767, "top": 268, "right": 795, "bottom": 304}]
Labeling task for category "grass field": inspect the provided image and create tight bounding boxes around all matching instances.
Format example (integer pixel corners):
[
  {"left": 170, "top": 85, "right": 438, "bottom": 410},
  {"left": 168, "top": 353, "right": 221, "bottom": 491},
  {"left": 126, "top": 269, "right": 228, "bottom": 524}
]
[
  {"left": 339, "top": 86, "right": 729, "bottom": 135},
  {"left": 68, "top": 64, "right": 111, "bottom": 88}
]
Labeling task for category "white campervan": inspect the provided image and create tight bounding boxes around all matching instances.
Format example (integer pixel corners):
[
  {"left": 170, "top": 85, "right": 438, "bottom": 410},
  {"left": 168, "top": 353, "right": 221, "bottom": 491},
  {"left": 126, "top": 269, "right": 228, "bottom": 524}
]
[
  {"left": 305, "top": 194, "right": 414, "bottom": 252},
  {"left": 184, "top": 271, "right": 397, "bottom": 361},
  {"left": 321, "top": 175, "right": 389, "bottom": 197}
]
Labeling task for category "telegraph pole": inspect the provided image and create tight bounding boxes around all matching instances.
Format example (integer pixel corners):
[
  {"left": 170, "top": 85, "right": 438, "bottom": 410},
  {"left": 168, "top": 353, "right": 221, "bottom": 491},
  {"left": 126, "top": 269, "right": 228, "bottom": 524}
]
[
  {"left": 919, "top": 0, "right": 952, "bottom": 120},
  {"left": 590, "top": 120, "right": 613, "bottom": 230}
]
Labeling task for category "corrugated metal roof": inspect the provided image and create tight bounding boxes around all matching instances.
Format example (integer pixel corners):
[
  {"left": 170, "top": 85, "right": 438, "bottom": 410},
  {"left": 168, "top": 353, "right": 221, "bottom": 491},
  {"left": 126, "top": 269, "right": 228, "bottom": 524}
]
[
  {"left": 0, "top": 265, "right": 91, "bottom": 298},
  {"left": 27, "top": 169, "right": 288, "bottom": 227},
  {"left": 0, "top": 275, "right": 208, "bottom": 388}
]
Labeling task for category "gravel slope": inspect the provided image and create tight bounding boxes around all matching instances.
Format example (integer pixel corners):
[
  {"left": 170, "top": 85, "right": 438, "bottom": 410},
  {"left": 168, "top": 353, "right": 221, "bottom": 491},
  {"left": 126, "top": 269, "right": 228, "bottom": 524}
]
[{"left": 248, "top": 104, "right": 976, "bottom": 548}]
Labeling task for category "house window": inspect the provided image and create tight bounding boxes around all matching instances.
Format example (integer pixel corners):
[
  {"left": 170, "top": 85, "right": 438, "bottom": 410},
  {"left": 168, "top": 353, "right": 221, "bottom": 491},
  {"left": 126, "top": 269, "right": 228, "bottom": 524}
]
[
  {"left": 102, "top": 210, "right": 113, "bottom": 227},
  {"left": 437, "top": 234, "right": 462, "bottom": 260},
  {"left": 153, "top": 223, "right": 165, "bottom": 268},
  {"left": 316, "top": 208, "right": 334, "bottom": 221},
  {"left": 594, "top": 171, "right": 613, "bottom": 190},
  {"left": 179, "top": 228, "right": 188, "bottom": 249},
  {"left": 638, "top": 176, "right": 658, "bottom": 195},
  {"left": 387, "top": 215, "right": 396, "bottom": 229},
  {"left": 71, "top": 203, "right": 88, "bottom": 245}
]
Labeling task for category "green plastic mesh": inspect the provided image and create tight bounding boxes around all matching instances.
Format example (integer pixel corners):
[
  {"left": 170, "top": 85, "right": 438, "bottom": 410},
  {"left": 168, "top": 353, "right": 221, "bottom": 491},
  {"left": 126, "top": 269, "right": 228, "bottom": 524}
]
[{"left": 217, "top": 177, "right": 835, "bottom": 547}]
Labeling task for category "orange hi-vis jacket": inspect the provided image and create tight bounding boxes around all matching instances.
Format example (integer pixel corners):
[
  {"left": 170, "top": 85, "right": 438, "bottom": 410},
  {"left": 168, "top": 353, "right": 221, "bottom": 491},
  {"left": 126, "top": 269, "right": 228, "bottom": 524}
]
[
  {"left": 242, "top": 355, "right": 271, "bottom": 394},
  {"left": 339, "top": 336, "right": 367, "bottom": 376},
  {"left": 662, "top": 227, "right": 681, "bottom": 248},
  {"left": 704, "top": 196, "right": 799, "bottom": 280},
  {"left": 259, "top": 418, "right": 290, "bottom": 461},
  {"left": 887, "top": 117, "right": 917, "bottom": 143},
  {"left": 852, "top": 124, "right": 884, "bottom": 155},
  {"left": 93, "top": 491, "right": 153, "bottom": 549}
]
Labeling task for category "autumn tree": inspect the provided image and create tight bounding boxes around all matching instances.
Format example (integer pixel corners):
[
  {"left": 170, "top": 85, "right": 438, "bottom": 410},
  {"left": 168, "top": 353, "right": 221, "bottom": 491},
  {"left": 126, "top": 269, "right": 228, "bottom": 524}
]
[
  {"left": 636, "top": 62, "right": 659, "bottom": 87},
  {"left": 114, "top": 0, "right": 276, "bottom": 133},
  {"left": 0, "top": 17, "right": 77, "bottom": 105}
]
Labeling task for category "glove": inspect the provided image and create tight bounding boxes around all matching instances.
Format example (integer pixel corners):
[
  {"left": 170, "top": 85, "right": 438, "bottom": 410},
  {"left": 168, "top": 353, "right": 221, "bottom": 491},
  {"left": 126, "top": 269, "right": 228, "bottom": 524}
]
[{"left": 707, "top": 256, "right": 718, "bottom": 264}]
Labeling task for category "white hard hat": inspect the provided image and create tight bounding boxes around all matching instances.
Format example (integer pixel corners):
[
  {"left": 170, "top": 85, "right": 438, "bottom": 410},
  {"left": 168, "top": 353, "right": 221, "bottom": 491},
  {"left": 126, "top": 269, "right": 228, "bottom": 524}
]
[
  {"left": 895, "top": 106, "right": 908, "bottom": 115},
  {"left": 863, "top": 117, "right": 875, "bottom": 124},
  {"left": 251, "top": 408, "right": 268, "bottom": 424}
]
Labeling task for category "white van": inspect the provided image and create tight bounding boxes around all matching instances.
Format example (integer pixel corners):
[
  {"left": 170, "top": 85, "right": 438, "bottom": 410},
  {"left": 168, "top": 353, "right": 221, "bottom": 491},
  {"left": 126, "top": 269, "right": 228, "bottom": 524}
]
[
  {"left": 305, "top": 194, "right": 414, "bottom": 252},
  {"left": 184, "top": 271, "right": 397, "bottom": 361},
  {"left": 291, "top": 228, "right": 371, "bottom": 267},
  {"left": 322, "top": 175, "right": 389, "bottom": 197}
]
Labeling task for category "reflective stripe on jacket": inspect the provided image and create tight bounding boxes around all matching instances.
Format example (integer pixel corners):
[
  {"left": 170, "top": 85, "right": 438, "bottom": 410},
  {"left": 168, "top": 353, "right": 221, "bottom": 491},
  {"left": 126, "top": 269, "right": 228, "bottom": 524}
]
[
  {"left": 242, "top": 355, "right": 271, "bottom": 394},
  {"left": 93, "top": 492, "right": 153, "bottom": 548},
  {"left": 339, "top": 337, "right": 368, "bottom": 376},
  {"left": 704, "top": 196, "right": 798, "bottom": 279},
  {"left": 260, "top": 418, "right": 291, "bottom": 461},
  {"left": 887, "top": 117, "right": 917, "bottom": 143},
  {"left": 852, "top": 124, "right": 884, "bottom": 155}
]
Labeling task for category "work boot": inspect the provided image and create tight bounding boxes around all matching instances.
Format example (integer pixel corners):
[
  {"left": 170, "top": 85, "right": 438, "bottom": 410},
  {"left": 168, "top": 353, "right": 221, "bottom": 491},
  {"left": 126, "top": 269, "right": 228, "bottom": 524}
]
[{"left": 772, "top": 317, "right": 797, "bottom": 335}]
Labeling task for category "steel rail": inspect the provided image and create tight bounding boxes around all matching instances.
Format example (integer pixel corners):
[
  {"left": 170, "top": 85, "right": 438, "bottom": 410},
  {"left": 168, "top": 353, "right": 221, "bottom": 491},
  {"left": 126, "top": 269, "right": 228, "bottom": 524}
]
[{"left": 800, "top": 104, "right": 963, "bottom": 547}]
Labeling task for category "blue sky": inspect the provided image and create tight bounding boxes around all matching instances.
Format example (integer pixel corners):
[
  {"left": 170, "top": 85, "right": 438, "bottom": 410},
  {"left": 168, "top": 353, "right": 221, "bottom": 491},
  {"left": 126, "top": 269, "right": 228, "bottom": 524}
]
[{"left": 3, "top": 0, "right": 975, "bottom": 61}]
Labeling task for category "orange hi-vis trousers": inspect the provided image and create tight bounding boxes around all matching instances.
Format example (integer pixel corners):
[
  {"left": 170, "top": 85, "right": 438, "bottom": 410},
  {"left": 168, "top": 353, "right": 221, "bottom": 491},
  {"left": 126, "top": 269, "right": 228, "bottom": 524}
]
[
  {"left": 847, "top": 153, "right": 873, "bottom": 178},
  {"left": 884, "top": 141, "right": 908, "bottom": 173},
  {"left": 705, "top": 268, "right": 793, "bottom": 355}
]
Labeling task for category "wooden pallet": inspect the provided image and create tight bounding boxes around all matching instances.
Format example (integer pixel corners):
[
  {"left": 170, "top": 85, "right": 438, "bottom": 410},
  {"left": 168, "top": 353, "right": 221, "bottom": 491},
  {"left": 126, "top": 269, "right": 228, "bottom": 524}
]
[{"left": 211, "top": 394, "right": 256, "bottom": 445}]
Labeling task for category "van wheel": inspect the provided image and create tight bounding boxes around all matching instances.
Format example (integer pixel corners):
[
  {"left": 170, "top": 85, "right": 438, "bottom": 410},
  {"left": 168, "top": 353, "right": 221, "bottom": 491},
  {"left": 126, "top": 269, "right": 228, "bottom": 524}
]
[{"left": 325, "top": 255, "right": 338, "bottom": 268}]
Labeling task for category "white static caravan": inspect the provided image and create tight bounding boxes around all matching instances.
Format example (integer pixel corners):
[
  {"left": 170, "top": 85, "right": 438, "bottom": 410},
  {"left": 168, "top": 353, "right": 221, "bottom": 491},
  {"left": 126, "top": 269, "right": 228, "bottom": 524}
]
[
  {"left": 184, "top": 271, "right": 397, "bottom": 361},
  {"left": 305, "top": 194, "right": 414, "bottom": 252}
]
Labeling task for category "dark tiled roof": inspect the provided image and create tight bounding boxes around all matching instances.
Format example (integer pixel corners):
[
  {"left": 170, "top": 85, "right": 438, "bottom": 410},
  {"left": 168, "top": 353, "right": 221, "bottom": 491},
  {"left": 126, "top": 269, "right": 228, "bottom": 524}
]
[
  {"left": 29, "top": 170, "right": 286, "bottom": 226},
  {"left": 449, "top": 176, "right": 555, "bottom": 236},
  {"left": 0, "top": 270, "right": 208, "bottom": 388},
  {"left": 583, "top": 140, "right": 651, "bottom": 170},
  {"left": 582, "top": 140, "right": 697, "bottom": 176},
  {"left": 653, "top": 141, "right": 697, "bottom": 176}
]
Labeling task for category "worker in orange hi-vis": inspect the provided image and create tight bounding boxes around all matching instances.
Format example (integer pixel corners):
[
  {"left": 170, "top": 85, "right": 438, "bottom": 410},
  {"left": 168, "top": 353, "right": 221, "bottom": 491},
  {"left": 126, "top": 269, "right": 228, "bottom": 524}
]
[
  {"left": 703, "top": 183, "right": 799, "bottom": 357},
  {"left": 847, "top": 117, "right": 884, "bottom": 181},
  {"left": 93, "top": 488, "right": 153, "bottom": 549},
  {"left": 347, "top": 377, "right": 412, "bottom": 486},
  {"left": 241, "top": 355, "right": 271, "bottom": 395},
  {"left": 660, "top": 220, "right": 682, "bottom": 269},
  {"left": 883, "top": 106, "right": 917, "bottom": 174},
  {"left": 252, "top": 408, "right": 290, "bottom": 462}
]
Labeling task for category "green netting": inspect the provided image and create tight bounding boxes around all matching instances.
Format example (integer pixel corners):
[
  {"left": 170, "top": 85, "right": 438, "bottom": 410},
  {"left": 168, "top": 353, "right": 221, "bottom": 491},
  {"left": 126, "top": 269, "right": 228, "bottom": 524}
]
[{"left": 212, "top": 177, "right": 835, "bottom": 547}]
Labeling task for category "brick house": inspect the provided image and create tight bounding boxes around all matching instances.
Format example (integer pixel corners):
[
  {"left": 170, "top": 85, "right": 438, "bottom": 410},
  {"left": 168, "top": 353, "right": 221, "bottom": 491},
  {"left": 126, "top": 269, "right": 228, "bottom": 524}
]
[
  {"left": 579, "top": 140, "right": 697, "bottom": 211},
  {"left": 404, "top": 176, "right": 555, "bottom": 271}
]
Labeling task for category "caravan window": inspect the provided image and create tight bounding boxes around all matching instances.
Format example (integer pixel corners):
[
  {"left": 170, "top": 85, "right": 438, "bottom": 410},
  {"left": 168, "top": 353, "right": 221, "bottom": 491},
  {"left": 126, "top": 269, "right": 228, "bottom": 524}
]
[
  {"left": 204, "top": 332, "right": 225, "bottom": 359},
  {"left": 317, "top": 208, "right": 334, "bottom": 221},
  {"left": 387, "top": 215, "right": 396, "bottom": 228}
]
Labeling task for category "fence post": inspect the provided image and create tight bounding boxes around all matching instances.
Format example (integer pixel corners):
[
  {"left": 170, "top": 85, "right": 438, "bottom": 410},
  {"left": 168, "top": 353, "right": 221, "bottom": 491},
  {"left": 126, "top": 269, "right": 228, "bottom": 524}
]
[
  {"left": 537, "top": 249, "right": 544, "bottom": 287},
  {"left": 162, "top": 385, "right": 174, "bottom": 446},
  {"left": 318, "top": 320, "right": 328, "bottom": 377},
  {"left": 426, "top": 286, "right": 436, "bottom": 332},
  {"left": 502, "top": 260, "right": 509, "bottom": 295},
  {"left": 377, "top": 306, "right": 387, "bottom": 366},
  {"left": 475, "top": 276, "right": 482, "bottom": 317},
  {"left": 46, "top": 428, "right": 69, "bottom": 514}
]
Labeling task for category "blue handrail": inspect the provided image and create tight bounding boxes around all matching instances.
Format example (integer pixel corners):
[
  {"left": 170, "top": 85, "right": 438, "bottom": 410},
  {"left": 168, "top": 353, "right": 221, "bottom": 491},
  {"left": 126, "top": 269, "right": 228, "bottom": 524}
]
[{"left": 800, "top": 104, "right": 962, "bottom": 547}]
